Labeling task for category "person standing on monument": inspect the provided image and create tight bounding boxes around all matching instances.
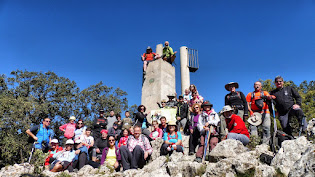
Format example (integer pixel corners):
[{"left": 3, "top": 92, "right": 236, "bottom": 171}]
[
  {"left": 162, "top": 41, "right": 177, "bottom": 64},
  {"left": 141, "top": 46, "right": 160, "bottom": 75}
]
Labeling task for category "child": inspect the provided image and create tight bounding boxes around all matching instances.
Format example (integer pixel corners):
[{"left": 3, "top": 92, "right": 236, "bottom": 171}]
[
  {"left": 118, "top": 129, "right": 129, "bottom": 148},
  {"left": 81, "top": 128, "right": 94, "bottom": 149},
  {"left": 150, "top": 120, "right": 163, "bottom": 140}
]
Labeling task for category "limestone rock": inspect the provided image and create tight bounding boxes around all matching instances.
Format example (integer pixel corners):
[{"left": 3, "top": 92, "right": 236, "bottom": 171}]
[
  {"left": 255, "top": 164, "right": 275, "bottom": 177},
  {"left": 167, "top": 161, "right": 205, "bottom": 177},
  {"left": 209, "top": 139, "right": 246, "bottom": 161},
  {"left": 254, "top": 143, "right": 273, "bottom": 157},
  {"left": 77, "top": 164, "right": 94, "bottom": 176},
  {"left": 150, "top": 137, "right": 164, "bottom": 161},
  {"left": 288, "top": 146, "right": 315, "bottom": 177},
  {"left": 271, "top": 136, "right": 313, "bottom": 176},
  {"left": 143, "top": 156, "right": 167, "bottom": 173},
  {"left": 307, "top": 118, "right": 315, "bottom": 137}
]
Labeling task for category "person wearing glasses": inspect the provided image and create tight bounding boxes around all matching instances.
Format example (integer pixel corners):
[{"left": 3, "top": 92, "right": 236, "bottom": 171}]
[
  {"left": 100, "top": 135, "right": 121, "bottom": 171},
  {"left": 59, "top": 116, "right": 77, "bottom": 145},
  {"left": 134, "top": 105, "right": 151, "bottom": 138},
  {"left": 50, "top": 139, "right": 76, "bottom": 172},
  {"left": 157, "top": 99, "right": 167, "bottom": 108},
  {"left": 26, "top": 117, "right": 54, "bottom": 152},
  {"left": 74, "top": 119, "right": 87, "bottom": 141},
  {"left": 270, "top": 76, "right": 304, "bottom": 136},
  {"left": 188, "top": 104, "right": 203, "bottom": 155}
]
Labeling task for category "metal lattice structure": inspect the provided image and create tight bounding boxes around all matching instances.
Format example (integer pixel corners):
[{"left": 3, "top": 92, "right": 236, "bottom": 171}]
[{"left": 187, "top": 48, "right": 199, "bottom": 72}]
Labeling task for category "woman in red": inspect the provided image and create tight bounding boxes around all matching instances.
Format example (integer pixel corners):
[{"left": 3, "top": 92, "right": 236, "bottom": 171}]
[
  {"left": 141, "top": 46, "right": 160, "bottom": 74},
  {"left": 221, "top": 105, "right": 250, "bottom": 145}
]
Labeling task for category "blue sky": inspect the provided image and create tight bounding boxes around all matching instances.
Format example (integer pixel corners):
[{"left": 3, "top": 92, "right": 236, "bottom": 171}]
[{"left": 0, "top": 0, "right": 314, "bottom": 112}]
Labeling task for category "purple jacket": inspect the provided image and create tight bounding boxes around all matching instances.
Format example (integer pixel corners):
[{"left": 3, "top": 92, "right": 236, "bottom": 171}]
[{"left": 100, "top": 146, "right": 121, "bottom": 165}]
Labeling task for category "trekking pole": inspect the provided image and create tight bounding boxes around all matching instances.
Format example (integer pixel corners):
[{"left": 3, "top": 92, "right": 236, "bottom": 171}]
[
  {"left": 28, "top": 142, "right": 36, "bottom": 163},
  {"left": 202, "top": 126, "right": 212, "bottom": 163},
  {"left": 271, "top": 101, "right": 277, "bottom": 154}
]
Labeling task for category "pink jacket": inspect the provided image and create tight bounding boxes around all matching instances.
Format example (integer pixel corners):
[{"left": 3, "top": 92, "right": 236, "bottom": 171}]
[
  {"left": 149, "top": 128, "right": 163, "bottom": 140},
  {"left": 59, "top": 123, "right": 76, "bottom": 139}
]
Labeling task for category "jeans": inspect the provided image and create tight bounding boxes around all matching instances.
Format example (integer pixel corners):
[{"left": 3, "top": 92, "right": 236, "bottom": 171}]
[{"left": 227, "top": 133, "right": 250, "bottom": 145}]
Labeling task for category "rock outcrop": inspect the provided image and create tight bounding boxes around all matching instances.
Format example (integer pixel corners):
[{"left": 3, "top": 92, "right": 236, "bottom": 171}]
[{"left": 1, "top": 136, "right": 314, "bottom": 177}]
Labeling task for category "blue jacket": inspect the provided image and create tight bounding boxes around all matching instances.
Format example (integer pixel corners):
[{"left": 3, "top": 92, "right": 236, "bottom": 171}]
[
  {"left": 74, "top": 145, "right": 89, "bottom": 161},
  {"left": 35, "top": 124, "right": 53, "bottom": 149}
]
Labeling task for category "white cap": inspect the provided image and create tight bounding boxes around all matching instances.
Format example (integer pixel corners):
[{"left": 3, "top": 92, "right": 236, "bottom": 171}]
[
  {"left": 75, "top": 139, "right": 82, "bottom": 144},
  {"left": 51, "top": 139, "right": 59, "bottom": 143},
  {"left": 65, "top": 139, "right": 74, "bottom": 145},
  {"left": 69, "top": 116, "right": 76, "bottom": 121},
  {"left": 221, "top": 105, "right": 233, "bottom": 113}
]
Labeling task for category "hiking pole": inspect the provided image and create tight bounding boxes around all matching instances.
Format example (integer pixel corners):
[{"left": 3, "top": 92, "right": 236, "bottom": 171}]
[
  {"left": 202, "top": 126, "right": 212, "bottom": 163},
  {"left": 271, "top": 101, "right": 277, "bottom": 154},
  {"left": 28, "top": 142, "right": 36, "bottom": 163}
]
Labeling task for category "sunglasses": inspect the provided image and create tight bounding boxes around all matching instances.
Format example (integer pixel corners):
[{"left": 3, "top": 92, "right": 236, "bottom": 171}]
[
  {"left": 45, "top": 120, "right": 51, "bottom": 123},
  {"left": 78, "top": 123, "right": 83, "bottom": 124},
  {"left": 276, "top": 81, "right": 283, "bottom": 83},
  {"left": 162, "top": 102, "right": 166, "bottom": 103},
  {"left": 194, "top": 107, "right": 199, "bottom": 109},
  {"left": 109, "top": 139, "right": 115, "bottom": 142}
]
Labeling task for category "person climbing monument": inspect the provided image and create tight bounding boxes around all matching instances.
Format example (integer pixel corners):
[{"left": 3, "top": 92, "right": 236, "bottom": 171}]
[
  {"left": 162, "top": 41, "right": 177, "bottom": 65},
  {"left": 141, "top": 46, "right": 160, "bottom": 75}
]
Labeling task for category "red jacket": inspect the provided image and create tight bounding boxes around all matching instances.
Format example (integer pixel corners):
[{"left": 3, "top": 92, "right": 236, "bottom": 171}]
[
  {"left": 44, "top": 146, "right": 63, "bottom": 166},
  {"left": 225, "top": 114, "right": 250, "bottom": 139}
]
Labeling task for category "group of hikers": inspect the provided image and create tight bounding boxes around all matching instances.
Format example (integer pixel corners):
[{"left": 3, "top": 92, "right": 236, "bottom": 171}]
[{"left": 25, "top": 74, "right": 305, "bottom": 172}]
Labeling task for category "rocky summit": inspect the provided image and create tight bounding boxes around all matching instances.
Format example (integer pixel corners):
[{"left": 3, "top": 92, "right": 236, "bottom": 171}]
[{"left": 1, "top": 136, "right": 314, "bottom": 177}]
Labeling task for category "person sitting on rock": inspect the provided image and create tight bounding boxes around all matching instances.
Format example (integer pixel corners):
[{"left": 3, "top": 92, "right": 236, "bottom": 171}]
[
  {"left": 141, "top": 46, "right": 160, "bottom": 74},
  {"left": 188, "top": 103, "right": 203, "bottom": 155},
  {"left": 50, "top": 139, "right": 76, "bottom": 172},
  {"left": 119, "top": 125, "right": 152, "bottom": 171},
  {"left": 81, "top": 127, "right": 94, "bottom": 149},
  {"left": 92, "top": 129, "right": 108, "bottom": 162},
  {"left": 160, "top": 120, "right": 184, "bottom": 156},
  {"left": 221, "top": 105, "right": 250, "bottom": 145},
  {"left": 44, "top": 139, "right": 63, "bottom": 170},
  {"left": 189, "top": 92, "right": 204, "bottom": 112},
  {"left": 118, "top": 129, "right": 130, "bottom": 148},
  {"left": 159, "top": 116, "right": 168, "bottom": 133},
  {"left": 108, "top": 121, "right": 120, "bottom": 140},
  {"left": 100, "top": 135, "right": 121, "bottom": 172},
  {"left": 72, "top": 139, "right": 89, "bottom": 170},
  {"left": 157, "top": 99, "right": 167, "bottom": 108},
  {"left": 194, "top": 101, "right": 220, "bottom": 163},
  {"left": 150, "top": 120, "right": 163, "bottom": 140}
]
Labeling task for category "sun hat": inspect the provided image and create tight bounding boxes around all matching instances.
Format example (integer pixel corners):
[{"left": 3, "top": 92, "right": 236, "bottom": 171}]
[
  {"left": 167, "top": 120, "right": 177, "bottom": 126},
  {"left": 69, "top": 116, "right": 76, "bottom": 121},
  {"left": 247, "top": 112, "right": 263, "bottom": 126},
  {"left": 74, "top": 139, "right": 82, "bottom": 144},
  {"left": 221, "top": 105, "right": 234, "bottom": 113},
  {"left": 65, "top": 139, "right": 74, "bottom": 145},
  {"left": 225, "top": 82, "right": 239, "bottom": 91},
  {"left": 202, "top": 101, "right": 213, "bottom": 108}
]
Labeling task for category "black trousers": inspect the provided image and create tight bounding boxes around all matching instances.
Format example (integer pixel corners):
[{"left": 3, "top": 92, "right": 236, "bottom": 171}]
[
  {"left": 279, "top": 108, "right": 304, "bottom": 136},
  {"left": 189, "top": 127, "right": 200, "bottom": 153},
  {"left": 120, "top": 145, "right": 147, "bottom": 171},
  {"left": 160, "top": 143, "right": 183, "bottom": 156},
  {"left": 72, "top": 152, "right": 88, "bottom": 170}
]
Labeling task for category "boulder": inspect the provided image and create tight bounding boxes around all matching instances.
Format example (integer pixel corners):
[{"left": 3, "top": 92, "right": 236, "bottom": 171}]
[
  {"left": 209, "top": 139, "right": 246, "bottom": 162},
  {"left": 271, "top": 136, "right": 314, "bottom": 176},
  {"left": 143, "top": 156, "right": 167, "bottom": 173},
  {"left": 150, "top": 137, "right": 164, "bottom": 161},
  {"left": 288, "top": 146, "right": 315, "bottom": 177},
  {"left": 255, "top": 164, "right": 276, "bottom": 177}
]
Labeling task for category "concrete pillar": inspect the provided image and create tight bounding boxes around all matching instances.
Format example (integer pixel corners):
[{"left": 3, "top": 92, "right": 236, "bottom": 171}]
[
  {"left": 156, "top": 44, "right": 163, "bottom": 57},
  {"left": 141, "top": 59, "right": 176, "bottom": 116},
  {"left": 180, "top": 46, "right": 190, "bottom": 95}
]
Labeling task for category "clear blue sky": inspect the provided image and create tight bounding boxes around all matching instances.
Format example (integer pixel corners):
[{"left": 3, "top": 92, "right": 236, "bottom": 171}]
[{"left": 0, "top": 0, "right": 314, "bottom": 112}]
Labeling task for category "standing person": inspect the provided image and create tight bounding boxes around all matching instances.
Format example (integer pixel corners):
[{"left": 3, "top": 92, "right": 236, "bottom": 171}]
[
  {"left": 166, "top": 94, "right": 178, "bottom": 108},
  {"left": 176, "top": 95, "right": 189, "bottom": 133},
  {"left": 270, "top": 76, "right": 304, "bottom": 136},
  {"left": 44, "top": 139, "right": 63, "bottom": 169},
  {"left": 107, "top": 110, "right": 117, "bottom": 130},
  {"left": 81, "top": 128, "right": 94, "bottom": 149},
  {"left": 59, "top": 116, "right": 76, "bottom": 144},
  {"left": 100, "top": 135, "right": 121, "bottom": 171},
  {"left": 26, "top": 117, "right": 54, "bottom": 152},
  {"left": 116, "top": 114, "right": 123, "bottom": 130},
  {"left": 93, "top": 109, "right": 108, "bottom": 140},
  {"left": 141, "top": 46, "right": 160, "bottom": 74},
  {"left": 122, "top": 111, "right": 133, "bottom": 131},
  {"left": 50, "top": 139, "right": 76, "bottom": 172},
  {"left": 150, "top": 120, "right": 163, "bottom": 140},
  {"left": 224, "top": 82, "right": 249, "bottom": 120},
  {"left": 119, "top": 126, "right": 152, "bottom": 171},
  {"left": 92, "top": 129, "right": 108, "bottom": 162},
  {"left": 246, "top": 81, "right": 272, "bottom": 144},
  {"left": 74, "top": 119, "right": 87, "bottom": 141},
  {"left": 162, "top": 41, "right": 177, "bottom": 64},
  {"left": 134, "top": 105, "right": 151, "bottom": 137},
  {"left": 221, "top": 105, "right": 250, "bottom": 145},
  {"left": 188, "top": 104, "right": 202, "bottom": 155},
  {"left": 160, "top": 121, "right": 184, "bottom": 156}
]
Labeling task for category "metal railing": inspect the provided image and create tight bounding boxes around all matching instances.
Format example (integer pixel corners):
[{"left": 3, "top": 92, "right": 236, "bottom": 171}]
[{"left": 187, "top": 48, "right": 199, "bottom": 72}]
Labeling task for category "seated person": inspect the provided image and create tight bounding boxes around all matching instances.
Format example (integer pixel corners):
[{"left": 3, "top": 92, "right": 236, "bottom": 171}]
[
  {"left": 72, "top": 139, "right": 89, "bottom": 170},
  {"left": 92, "top": 129, "right": 108, "bottom": 162},
  {"left": 81, "top": 128, "right": 94, "bottom": 149},
  {"left": 50, "top": 139, "right": 76, "bottom": 172},
  {"left": 108, "top": 122, "right": 120, "bottom": 140},
  {"left": 183, "top": 88, "right": 192, "bottom": 103},
  {"left": 141, "top": 46, "right": 160, "bottom": 74},
  {"left": 44, "top": 139, "right": 63, "bottom": 170},
  {"left": 159, "top": 116, "right": 167, "bottom": 133},
  {"left": 162, "top": 41, "right": 177, "bottom": 64},
  {"left": 100, "top": 135, "right": 121, "bottom": 172},
  {"left": 166, "top": 94, "right": 178, "bottom": 108},
  {"left": 74, "top": 119, "right": 87, "bottom": 141},
  {"left": 150, "top": 120, "right": 163, "bottom": 140},
  {"left": 221, "top": 105, "right": 250, "bottom": 145},
  {"left": 157, "top": 99, "right": 167, "bottom": 109},
  {"left": 160, "top": 121, "right": 184, "bottom": 155},
  {"left": 119, "top": 126, "right": 152, "bottom": 171},
  {"left": 118, "top": 129, "right": 130, "bottom": 148}
]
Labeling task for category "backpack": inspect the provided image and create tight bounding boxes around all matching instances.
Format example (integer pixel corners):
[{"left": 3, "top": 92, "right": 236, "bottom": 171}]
[
  {"left": 27, "top": 127, "right": 40, "bottom": 143},
  {"left": 226, "top": 91, "right": 241, "bottom": 100},
  {"left": 251, "top": 91, "right": 265, "bottom": 111}
]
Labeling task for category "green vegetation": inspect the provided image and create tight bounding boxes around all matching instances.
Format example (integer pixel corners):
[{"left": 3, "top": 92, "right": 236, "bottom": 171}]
[
  {"left": 275, "top": 168, "right": 286, "bottom": 177},
  {"left": 235, "top": 168, "right": 255, "bottom": 177},
  {"left": 195, "top": 164, "right": 207, "bottom": 176},
  {"left": 56, "top": 172, "right": 72, "bottom": 177},
  {"left": 0, "top": 70, "right": 136, "bottom": 167}
]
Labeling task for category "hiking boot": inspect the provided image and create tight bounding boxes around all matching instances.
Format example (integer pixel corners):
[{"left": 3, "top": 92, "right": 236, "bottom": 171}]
[
  {"left": 194, "top": 157, "right": 202, "bottom": 163},
  {"left": 189, "top": 152, "right": 194, "bottom": 156}
]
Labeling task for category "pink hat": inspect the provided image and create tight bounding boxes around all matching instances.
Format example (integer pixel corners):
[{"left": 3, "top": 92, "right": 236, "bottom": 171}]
[{"left": 100, "top": 129, "right": 108, "bottom": 134}]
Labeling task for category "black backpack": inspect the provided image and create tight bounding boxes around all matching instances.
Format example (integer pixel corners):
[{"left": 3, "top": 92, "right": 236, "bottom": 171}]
[{"left": 251, "top": 91, "right": 265, "bottom": 111}]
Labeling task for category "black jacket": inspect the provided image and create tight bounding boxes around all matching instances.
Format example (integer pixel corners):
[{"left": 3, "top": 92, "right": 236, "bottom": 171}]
[
  {"left": 270, "top": 86, "right": 302, "bottom": 116},
  {"left": 93, "top": 117, "right": 108, "bottom": 139},
  {"left": 224, "top": 91, "right": 248, "bottom": 115},
  {"left": 176, "top": 102, "right": 188, "bottom": 119},
  {"left": 134, "top": 112, "right": 150, "bottom": 127},
  {"left": 94, "top": 137, "right": 108, "bottom": 151}
]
